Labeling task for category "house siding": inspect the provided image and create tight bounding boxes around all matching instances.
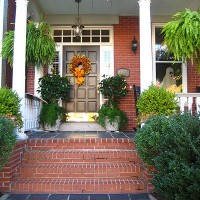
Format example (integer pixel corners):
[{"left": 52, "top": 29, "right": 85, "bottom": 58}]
[{"left": 114, "top": 16, "right": 140, "bottom": 130}]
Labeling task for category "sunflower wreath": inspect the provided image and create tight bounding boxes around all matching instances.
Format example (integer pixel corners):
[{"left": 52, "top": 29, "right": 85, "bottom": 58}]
[{"left": 69, "top": 54, "right": 92, "bottom": 86}]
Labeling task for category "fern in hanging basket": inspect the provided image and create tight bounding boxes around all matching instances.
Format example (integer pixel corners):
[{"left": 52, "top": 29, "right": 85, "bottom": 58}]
[
  {"left": 162, "top": 9, "right": 200, "bottom": 72},
  {"left": 1, "top": 19, "right": 56, "bottom": 67}
]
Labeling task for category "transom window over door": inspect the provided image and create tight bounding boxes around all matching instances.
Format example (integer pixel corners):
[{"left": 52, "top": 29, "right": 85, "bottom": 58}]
[{"left": 153, "top": 26, "right": 187, "bottom": 93}]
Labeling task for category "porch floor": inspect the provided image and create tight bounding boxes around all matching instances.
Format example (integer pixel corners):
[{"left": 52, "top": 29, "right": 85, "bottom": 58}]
[{"left": 26, "top": 130, "right": 135, "bottom": 139}]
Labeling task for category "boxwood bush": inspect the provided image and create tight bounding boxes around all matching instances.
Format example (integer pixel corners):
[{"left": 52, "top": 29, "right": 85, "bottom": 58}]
[
  {"left": 0, "top": 116, "right": 17, "bottom": 169},
  {"left": 134, "top": 113, "right": 200, "bottom": 200}
]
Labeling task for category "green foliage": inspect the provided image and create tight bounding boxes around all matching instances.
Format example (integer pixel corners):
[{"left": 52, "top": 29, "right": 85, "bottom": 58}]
[
  {"left": 136, "top": 84, "right": 178, "bottom": 122},
  {"left": 98, "top": 104, "right": 128, "bottom": 130},
  {"left": 39, "top": 102, "right": 65, "bottom": 127},
  {"left": 98, "top": 74, "right": 128, "bottom": 106},
  {"left": 1, "top": 30, "right": 14, "bottom": 65},
  {"left": 98, "top": 74, "right": 129, "bottom": 130},
  {"left": 0, "top": 88, "right": 23, "bottom": 129},
  {"left": 37, "top": 69, "right": 71, "bottom": 104},
  {"left": 37, "top": 69, "right": 70, "bottom": 127},
  {"left": 0, "top": 116, "right": 17, "bottom": 169},
  {"left": 134, "top": 113, "right": 200, "bottom": 200},
  {"left": 1, "top": 19, "right": 56, "bottom": 67},
  {"left": 162, "top": 9, "right": 200, "bottom": 72}
]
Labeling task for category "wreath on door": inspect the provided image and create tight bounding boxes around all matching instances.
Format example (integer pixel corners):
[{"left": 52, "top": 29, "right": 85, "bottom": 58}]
[{"left": 69, "top": 54, "right": 92, "bottom": 86}]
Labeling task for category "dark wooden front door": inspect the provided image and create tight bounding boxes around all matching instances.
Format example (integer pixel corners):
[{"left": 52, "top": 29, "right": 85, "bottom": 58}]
[{"left": 63, "top": 46, "right": 100, "bottom": 113}]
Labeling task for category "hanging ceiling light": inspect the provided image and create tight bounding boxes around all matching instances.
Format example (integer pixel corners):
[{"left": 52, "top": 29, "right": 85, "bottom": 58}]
[{"left": 72, "top": 0, "right": 84, "bottom": 38}]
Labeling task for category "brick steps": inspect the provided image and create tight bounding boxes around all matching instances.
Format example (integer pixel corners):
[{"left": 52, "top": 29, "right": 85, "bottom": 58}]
[
  {"left": 11, "top": 137, "right": 147, "bottom": 194},
  {"left": 17, "top": 163, "right": 143, "bottom": 179},
  {"left": 26, "top": 138, "right": 135, "bottom": 150},
  {"left": 11, "top": 179, "right": 146, "bottom": 194},
  {"left": 22, "top": 149, "right": 140, "bottom": 164}
]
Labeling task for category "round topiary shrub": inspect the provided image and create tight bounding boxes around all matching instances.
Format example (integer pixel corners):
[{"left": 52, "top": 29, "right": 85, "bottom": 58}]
[
  {"left": 134, "top": 113, "right": 200, "bottom": 200},
  {"left": 0, "top": 116, "right": 17, "bottom": 169},
  {"left": 136, "top": 84, "right": 178, "bottom": 123}
]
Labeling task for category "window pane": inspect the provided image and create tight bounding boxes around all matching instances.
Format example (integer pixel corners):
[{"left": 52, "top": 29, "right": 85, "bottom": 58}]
[
  {"left": 156, "top": 63, "right": 182, "bottom": 92},
  {"left": 155, "top": 28, "right": 175, "bottom": 61},
  {"left": 101, "top": 30, "right": 109, "bottom": 35},
  {"left": 54, "top": 30, "right": 62, "bottom": 36},
  {"left": 92, "top": 30, "right": 100, "bottom": 35},
  {"left": 63, "top": 30, "right": 71, "bottom": 35}
]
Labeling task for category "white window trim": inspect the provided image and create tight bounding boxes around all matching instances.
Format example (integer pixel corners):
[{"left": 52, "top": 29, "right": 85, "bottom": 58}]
[{"left": 152, "top": 23, "right": 188, "bottom": 93}]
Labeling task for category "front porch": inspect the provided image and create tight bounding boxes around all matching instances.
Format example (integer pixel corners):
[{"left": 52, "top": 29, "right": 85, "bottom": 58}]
[{"left": 23, "top": 92, "right": 200, "bottom": 133}]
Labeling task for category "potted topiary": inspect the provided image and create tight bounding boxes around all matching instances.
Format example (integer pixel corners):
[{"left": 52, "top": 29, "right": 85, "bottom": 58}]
[
  {"left": 136, "top": 84, "right": 178, "bottom": 126},
  {"left": 37, "top": 68, "right": 71, "bottom": 131},
  {"left": 98, "top": 74, "right": 129, "bottom": 131}
]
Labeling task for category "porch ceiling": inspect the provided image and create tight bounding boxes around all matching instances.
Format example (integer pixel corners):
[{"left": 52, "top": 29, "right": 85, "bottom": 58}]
[{"left": 35, "top": 0, "right": 199, "bottom": 16}]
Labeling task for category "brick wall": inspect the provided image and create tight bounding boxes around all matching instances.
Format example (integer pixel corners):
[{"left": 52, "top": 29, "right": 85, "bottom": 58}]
[
  {"left": 26, "top": 66, "right": 35, "bottom": 94},
  {"left": 187, "top": 61, "right": 200, "bottom": 92},
  {"left": 114, "top": 16, "right": 140, "bottom": 130},
  {"left": 5, "top": 0, "right": 16, "bottom": 88},
  {"left": 0, "top": 140, "right": 27, "bottom": 192}
]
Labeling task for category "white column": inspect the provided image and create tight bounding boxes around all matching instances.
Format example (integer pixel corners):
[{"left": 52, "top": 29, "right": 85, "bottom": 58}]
[
  {"left": 138, "top": 0, "right": 153, "bottom": 92},
  {"left": 12, "top": 0, "right": 28, "bottom": 139},
  {"left": 0, "top": 0, "right": 6, "bottom": 87}
]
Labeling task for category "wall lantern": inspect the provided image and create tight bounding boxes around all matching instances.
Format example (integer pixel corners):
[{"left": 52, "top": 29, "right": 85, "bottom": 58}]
[
  {"left": 132, "top": 36, "right": 138, "bottom": 53},
  {"left": 72, "top": 0, "right": 84, "bottom": 38}
]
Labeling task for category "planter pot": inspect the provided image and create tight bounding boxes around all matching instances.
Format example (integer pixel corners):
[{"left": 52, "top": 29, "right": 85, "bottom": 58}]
[
  {"left": 44, "top": 119, "right": 61, "bottom": 131},
  {"left": 105, "top": 117, "right": 119, "bottom": 131}
]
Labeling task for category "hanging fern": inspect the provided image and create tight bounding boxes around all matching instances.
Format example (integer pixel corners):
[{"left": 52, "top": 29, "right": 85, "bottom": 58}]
[
  {"left": 162, "top": 9, "right": 200, "bottom": 72},
  {"left": 1, "top": 19, "right": 56, "bottom": 67}
]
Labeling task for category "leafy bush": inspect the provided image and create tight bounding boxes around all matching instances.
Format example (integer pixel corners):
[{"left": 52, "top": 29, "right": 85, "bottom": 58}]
[
  {"left": 98, "top": 74, "right": 129, "bottom": 130},
  {"left": 134, "top": 113, "right": 200, "bottom": 200},
  {"left": 0, "top": 88, "right": 22, "bottom": 129},
  {"left": 37, "top": 69, "right": 71, "bottom": 104},
  {"left": 136, "top": 84, "right": 178, "bottom": 122},
  {"left": 39, "top": 102, "right": 65, "bottom": 127},
  {"left": 0, "top": 116, "right": 17, "bottom": 169},
  {"left": 98, "top": 74, "right": 128, "bottom": 106}
]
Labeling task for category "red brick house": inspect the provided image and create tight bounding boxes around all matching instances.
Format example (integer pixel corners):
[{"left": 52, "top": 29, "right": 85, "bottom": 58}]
[
  {"left": 1, "top": 0, "right": 200, "bottom": 132},
  {"left": 1, "top": 0, "right": 200, "bottom": 195}
]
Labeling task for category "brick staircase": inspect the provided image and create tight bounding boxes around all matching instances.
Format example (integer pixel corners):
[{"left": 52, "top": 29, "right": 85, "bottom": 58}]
[{"left": 11, "top": 137, "right": 148, "bottom": 194}]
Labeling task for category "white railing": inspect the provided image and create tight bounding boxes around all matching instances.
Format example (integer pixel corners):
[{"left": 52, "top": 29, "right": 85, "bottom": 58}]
[
  {"left": 24, "top": 93, "right": 43, "bottom": 131},
  {"left": 176, "top": 93, "right": 200, "bottom": 114}
]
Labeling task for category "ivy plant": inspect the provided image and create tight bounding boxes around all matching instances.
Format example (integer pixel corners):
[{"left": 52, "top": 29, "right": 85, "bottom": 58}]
[
  {"left": 162, "top": 9, "right": 200, "bottom": 72},
  {"left": 1, "top": 19, "right": 56, "bottom": 67}
]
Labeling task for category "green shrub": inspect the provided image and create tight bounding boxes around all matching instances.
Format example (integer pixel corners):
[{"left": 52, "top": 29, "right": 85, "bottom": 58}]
[
  {"left": 0, "top": 88, "right": 22, "bottom": 129},
  {"left": 37, "top": 69, "right": 71, "bottom": 104},
  {"left": 98, "top": 74, "right": 128, "bottom": 106},
  {"left": 136, "top": 84, "right": 178, "bottom": 122},
  {"left": 0, "top": 116, "right": 17, "bottom": 169},
  {"left": 39, "top": 102, "right": 65, "bottom": 127},
  {"left": 134, "top": 113, "right": 200, "bottom": 200}
]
